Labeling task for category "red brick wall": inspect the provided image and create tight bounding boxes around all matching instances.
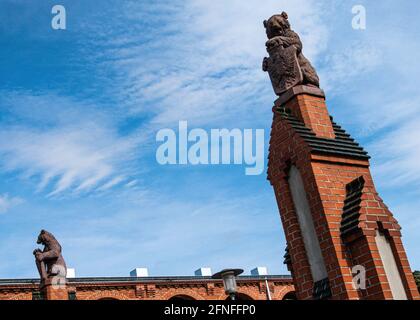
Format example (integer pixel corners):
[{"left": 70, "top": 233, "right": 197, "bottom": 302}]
[{"left": 0, "top": 278, "right": 295, "bottom": 300}]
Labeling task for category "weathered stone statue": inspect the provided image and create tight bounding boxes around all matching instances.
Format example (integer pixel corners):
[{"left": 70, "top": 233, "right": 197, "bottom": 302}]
[
  {"left": 33, "top": 230, "right": 67, "bottom": 284},
  {"left": 262, "top": 12, "right": 320, "bottom": 95}
]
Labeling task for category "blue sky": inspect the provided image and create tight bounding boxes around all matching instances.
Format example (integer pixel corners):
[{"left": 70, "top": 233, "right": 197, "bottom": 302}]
[{"left": 0, "top": 0, "right": 419, "bottom": 278}]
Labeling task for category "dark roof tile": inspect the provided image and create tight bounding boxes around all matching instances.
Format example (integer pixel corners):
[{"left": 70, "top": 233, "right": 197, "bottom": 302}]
[{"left": 275, "top": 107, "right": 370, "bottom": 160}]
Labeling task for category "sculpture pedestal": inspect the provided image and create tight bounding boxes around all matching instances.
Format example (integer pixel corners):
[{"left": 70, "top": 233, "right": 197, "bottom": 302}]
[{"left": 41, "top": 279, "right": 68, "bottom": 300}]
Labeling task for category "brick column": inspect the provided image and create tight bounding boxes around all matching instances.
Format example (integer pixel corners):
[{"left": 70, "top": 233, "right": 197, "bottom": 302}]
[
  {"left": 268, "top": 85, "right": 419, "bottom": 300},
  {"left": 274, "top": 86, "right": 335, "bottom": 139}
]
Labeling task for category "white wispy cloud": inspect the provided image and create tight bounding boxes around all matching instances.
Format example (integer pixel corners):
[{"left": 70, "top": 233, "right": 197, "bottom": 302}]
[
  {"left": 369, "top": 117, "right": 420, "bottom": 189},
  {"left": 320, "top": 41, "right": 382, "bottom": 93},
  {"left": 99, "top": 0, "right": 330, "bottom": 128},
  {"left": 320, "top": 17, "right": 420, "bottom": 190},
  {"left": 0, "top": 194, "right": 23, "bottom": 214},
  {"left": 2, "top": 0, "right": 420, "bottom": 278},
  {"left": 0, "top": 92, "right": 142, "bottom": 196}
]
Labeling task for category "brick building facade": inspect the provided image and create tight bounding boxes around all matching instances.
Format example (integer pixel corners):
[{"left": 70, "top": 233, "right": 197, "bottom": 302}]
[{"left": 0, "top": 275, "right": 295, "bottom": 300}]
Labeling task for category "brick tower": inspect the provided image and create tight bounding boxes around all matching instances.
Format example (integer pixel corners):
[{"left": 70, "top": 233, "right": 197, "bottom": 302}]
[
  {"left": 268, "top": 85, "right": 420, "bottom": 300},
  {"left": 263, "top": 13, "right": 420, "bottom": 300}
]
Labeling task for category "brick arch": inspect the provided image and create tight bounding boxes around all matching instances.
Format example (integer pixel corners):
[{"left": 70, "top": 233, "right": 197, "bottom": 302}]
[
  {"left": 273, "top": 285, "right": 296, "bottom": 300},
  {"left": 168, "top": 294, "right": 196, "bottom": 300},
  {"left": 85, "top": 290, "right": 131, "bottom": 300},
  {"left": 160, "top": 288, "right": 206, "bottom": 300},
  {"left": 215, "top": 290, "right": 259, "bottom": 300}
]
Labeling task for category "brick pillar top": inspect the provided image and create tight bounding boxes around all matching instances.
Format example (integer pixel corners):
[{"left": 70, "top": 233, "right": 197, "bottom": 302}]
[
  {"left": 274, "top": 85, "right": 336, "bottom": 139},
  {"left": 41, "top": 280, "right": 69, "bottom": 300}
]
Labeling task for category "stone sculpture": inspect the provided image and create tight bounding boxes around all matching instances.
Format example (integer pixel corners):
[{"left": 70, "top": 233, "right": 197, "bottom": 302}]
[
  {"left": 262, "top": 12, "right": 320, "bottom": 95},
  {"left": 33, "top": 230, "right": 67, "bottom": 284}
]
